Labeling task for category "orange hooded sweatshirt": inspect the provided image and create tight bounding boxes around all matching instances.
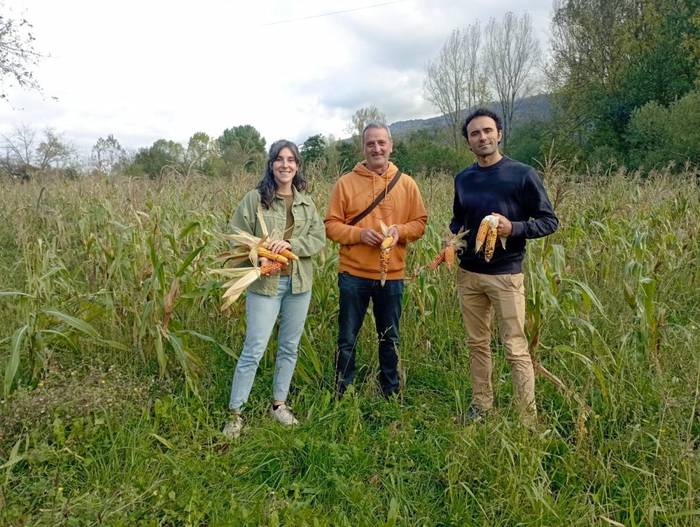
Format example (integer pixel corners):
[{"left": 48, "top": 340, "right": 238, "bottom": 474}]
[{"left": 324, "top": 161, "right": 427, "bottom": 280}]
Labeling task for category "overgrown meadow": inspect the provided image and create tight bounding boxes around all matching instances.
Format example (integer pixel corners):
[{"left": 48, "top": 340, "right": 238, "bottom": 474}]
[{"left": 0, "top": 164, "right": 698, "bottom": 526}]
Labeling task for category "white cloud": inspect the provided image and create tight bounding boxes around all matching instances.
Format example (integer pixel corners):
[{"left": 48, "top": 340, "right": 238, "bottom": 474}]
[{"left": 0, "top": 0, "right": 553, "bottom": 154}]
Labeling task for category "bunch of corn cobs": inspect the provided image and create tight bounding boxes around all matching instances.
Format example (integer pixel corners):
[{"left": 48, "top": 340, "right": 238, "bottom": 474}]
[
  {"left": 208, "top": 209, "right": 299, "bottom": 311},
  {"left": 428, "top": 214, "right": 507, "bottom": 271}
]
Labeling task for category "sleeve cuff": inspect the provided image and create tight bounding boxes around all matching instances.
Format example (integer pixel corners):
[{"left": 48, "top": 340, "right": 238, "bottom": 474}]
[{"left": 511, "top": 221, "right": 526, "bottom": 238}]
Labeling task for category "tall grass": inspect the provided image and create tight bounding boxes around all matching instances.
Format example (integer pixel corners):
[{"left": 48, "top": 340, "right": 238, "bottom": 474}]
[{"left": 0, "top": 167, "right": 698, "bottom": 525}]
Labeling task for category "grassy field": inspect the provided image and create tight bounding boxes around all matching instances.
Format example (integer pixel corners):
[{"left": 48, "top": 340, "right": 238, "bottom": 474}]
[{"left": 0, "top": 165, "right": 698, "bottom": 526}]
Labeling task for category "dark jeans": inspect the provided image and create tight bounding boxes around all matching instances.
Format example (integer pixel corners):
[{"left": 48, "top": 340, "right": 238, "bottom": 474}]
[{"left": 336, "top": 272, "right": 404, "bottom": 396}]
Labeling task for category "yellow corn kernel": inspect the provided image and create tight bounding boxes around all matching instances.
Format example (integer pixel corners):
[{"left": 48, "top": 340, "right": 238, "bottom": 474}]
[
  {"left": 444, "top": 245, "right": 455, "bottom": 268},
  {"left": 474, "top": 217, "right": 491, "bottom": 253},
  {"left": 379, "top": 248, "right": 391, "bottom": 286},
  {"left": 256, "top": 247, "right": 289, "bottom": 264},
  {"left": 484, "top": 221, "right": 498, "bottom": 262},
  {"left": 428, "top": 248, "right": 445, "bottom": 270},
  {"left": 260, "top": 261, "right": 285, "bottom": 276}
]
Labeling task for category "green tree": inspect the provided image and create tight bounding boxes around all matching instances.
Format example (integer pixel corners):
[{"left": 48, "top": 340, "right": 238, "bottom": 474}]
[
  {"left": 217, "top": 124, "right": 266, "bottom": 174},
  {"left": 334, "top": 140, "right": 358, "bottom": 175},
  {"left": 392, "top": 129, "right": 473, "bottom": 176},
  {"left": 185, "top": 132, "right": 217, "bottom": 176},
  {"left": 548, "top": 0, "right": 700, "bottom": 162},
  {"left": 506, "top": 121, "right": 551, "bottom": 166},
  {"left": 130, "top": 139, "right": 184, "bottom": 178},
  {"left": 300, "top": 134, "right": 327, "bottom": 165},
  {"left": 626, "top": 87, "right": 700, "bottom": 169}
]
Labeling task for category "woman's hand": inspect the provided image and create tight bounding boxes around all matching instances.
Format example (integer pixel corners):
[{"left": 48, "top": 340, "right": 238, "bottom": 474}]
[
  {"left": 267, "top": 239, "right": 292, "bottom": 254},
  {"left": 259, "top": 256, "right": 281, "bottom": 275}
]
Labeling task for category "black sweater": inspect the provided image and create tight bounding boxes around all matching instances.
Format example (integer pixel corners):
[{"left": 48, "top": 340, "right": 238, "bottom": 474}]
[{"left": 449, "top": 156, "right": 559, "bottom": 274}]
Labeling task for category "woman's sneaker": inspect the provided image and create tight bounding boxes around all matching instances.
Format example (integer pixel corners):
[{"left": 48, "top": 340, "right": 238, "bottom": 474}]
[
  {"left": 269, "top": 403, "right": 298, "bottom": 426},
  {"left": 222, "top": 414, "right": 243, "bottom": 439}
]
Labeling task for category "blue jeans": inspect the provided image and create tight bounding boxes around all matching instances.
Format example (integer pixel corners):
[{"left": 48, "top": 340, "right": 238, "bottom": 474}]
[
  {"left": 336, "top": 272, "right": 404, "bottom": 396},
  {"left": 228, "top": 276, "right": 311, "bottom": 411}
]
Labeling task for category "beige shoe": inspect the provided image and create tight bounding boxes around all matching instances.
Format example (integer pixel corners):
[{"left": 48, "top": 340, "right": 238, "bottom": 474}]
[
  {"left": 222, "top": 414, "right": 243, "bottom": 439},
  {"left": 269, "top": 403, "right": 298, "bottom": 426}
]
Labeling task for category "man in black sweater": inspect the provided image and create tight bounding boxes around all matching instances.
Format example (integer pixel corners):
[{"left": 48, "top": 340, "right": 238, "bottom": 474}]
[{"left": 450, "top": 109, "right": 558, "bottom": 425}]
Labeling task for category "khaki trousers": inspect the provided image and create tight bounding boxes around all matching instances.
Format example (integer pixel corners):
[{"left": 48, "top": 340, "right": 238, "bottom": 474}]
[{"left": 456, "top": 269, "right": 536, "bottom": 423}]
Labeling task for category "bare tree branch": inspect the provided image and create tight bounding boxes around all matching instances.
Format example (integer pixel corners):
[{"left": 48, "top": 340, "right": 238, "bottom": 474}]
[
  {"left": 424, "top": 24, "right": 488, "bottom": 150},
  {"left": 485, "top": 12, "right": 541, "bottom": 148},
  {"left": 0, "top": 10, "right": 42, "bottom": 100},
  {"left": 347, "top": 105, "right": 386, "bottom": 151}
]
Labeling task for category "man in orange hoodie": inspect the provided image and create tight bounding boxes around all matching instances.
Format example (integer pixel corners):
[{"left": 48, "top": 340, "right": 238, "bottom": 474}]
[{"left": 325, "top": 122, "right": 427, "bottom": 397}]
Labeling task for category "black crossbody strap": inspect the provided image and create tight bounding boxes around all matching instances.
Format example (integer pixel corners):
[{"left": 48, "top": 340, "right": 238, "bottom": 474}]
[{"left": 348, "top": 171, "right": 402, "bottom": 226}]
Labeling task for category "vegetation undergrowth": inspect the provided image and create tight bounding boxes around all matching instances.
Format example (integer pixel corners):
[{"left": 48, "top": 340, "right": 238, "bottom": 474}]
[{"left": 0, "top": 166, "right": 698, "bottom": 525}]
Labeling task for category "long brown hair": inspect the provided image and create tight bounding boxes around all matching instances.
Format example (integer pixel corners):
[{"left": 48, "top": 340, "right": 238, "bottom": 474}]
[{"left": 256, "top": 140, "right": 307, "bottom": 209}]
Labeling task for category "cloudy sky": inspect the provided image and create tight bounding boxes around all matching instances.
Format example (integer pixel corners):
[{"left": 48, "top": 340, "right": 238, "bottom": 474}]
[{"left": 1, "top": 0, "right": 553, "bottom": 155}]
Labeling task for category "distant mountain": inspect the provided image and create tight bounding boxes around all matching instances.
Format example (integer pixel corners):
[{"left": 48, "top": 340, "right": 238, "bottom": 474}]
[{"left": 389, "top": 94, "right": 552, "bottom": 137}]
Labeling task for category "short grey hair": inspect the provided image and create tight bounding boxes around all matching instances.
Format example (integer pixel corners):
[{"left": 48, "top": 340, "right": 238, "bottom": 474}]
[{"left": 362, "top": 121, "right": 392, "bottom": 141}]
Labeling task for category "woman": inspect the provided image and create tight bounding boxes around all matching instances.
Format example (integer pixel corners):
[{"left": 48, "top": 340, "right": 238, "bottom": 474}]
[{"left": 223, "top": 140, "right": 326, "bottom": 439}]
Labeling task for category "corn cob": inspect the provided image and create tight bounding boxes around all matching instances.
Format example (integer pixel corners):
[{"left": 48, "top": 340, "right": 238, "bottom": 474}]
[
  {"left": 379, "top": 222, "right": 394, "bottom": 286},
  {"left": 428, "top": 248, "right": 446, "bottom": 270},
  {"left": 254, "top": 207, "right": 299, "bottom": 261},
  {"left": 379, "top": 248, "right": 391, "bottom": 286},
  {"left": 277, "top": 248, "right": 299, "bottom": 261},
  {"left": 484, "top": 220, "right": 498, "bottom": 262},
  {"left": 427, "top": 228, "right": 468, "bottom": 271},
  {"left": 474, "top": 216, "right": 492, "bottom": 253},
  {"left": 444, "top": 245, "right": 456, "bottom": 268},
  {"left": 223, "top": 227, "right": 298, "bottom": 264},
  {"left": 260, "top": 261, "right": 285, "bottom": 276},
  {"left": 256, "top": 246, "right": 289, "bottom": 264},
  {"left": 474, "top": 215, "right": 500, "bottom": 262}
]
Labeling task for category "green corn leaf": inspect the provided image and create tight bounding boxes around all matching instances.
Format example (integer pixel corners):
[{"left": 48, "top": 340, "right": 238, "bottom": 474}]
[
  {"left": 175, "top": 244, "right": 205, "bottom": 277},
  {"left": 43, "top": 310, "right": 100, "bottom": 338},
  {"left": 98, "top": 339, "right": 129, "bottom": 352},
  {"left": 0, "top": 291, "right": 33, "bottom": 299},
  {"left": 561, "top": 278, "right": 607, "bottom": 317},
  {"left": 165, "top": 332, "right": 187, "bottom": 371},
  {"left": 4, "top": 325, "right": 29, "bottom": 397},
  {"left": 155, "top": 327, "right": 167, "bottom": 377},
  {"left": 1, "top": 435, "right": 27, "bottom": 473},
  {"left": 557, "top": 345, "right": 609, "bottom": 403},
  {"left": 176, "top": 329, "right": 234, "bottom": 357}
]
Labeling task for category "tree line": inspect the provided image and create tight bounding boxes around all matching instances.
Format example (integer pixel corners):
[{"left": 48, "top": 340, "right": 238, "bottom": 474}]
[
  {"left": 2, "top": 2, "right": 698, "bottom": 180},
  {"left": 424, "top": 3, "right": 699, "bottom": 170}
]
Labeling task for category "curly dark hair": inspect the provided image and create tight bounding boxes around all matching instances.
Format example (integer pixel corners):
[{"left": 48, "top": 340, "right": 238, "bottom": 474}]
[
  {"left": 256, "top": 140, "right": 307, "bottom": 209},
  {"left": 461, "top": 108, "right": 503, "bottom": 139}
]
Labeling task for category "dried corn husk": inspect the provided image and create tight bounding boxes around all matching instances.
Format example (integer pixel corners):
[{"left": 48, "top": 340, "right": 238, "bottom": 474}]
[
  {"left": 209, "top": 267, "right": 262, "bottom": 311},
  {"left": 474, "top": 215, "right": 505, "bottom": 263},
  {"left": 427, "top": 228, "right": 468, "bottom": 271}
]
